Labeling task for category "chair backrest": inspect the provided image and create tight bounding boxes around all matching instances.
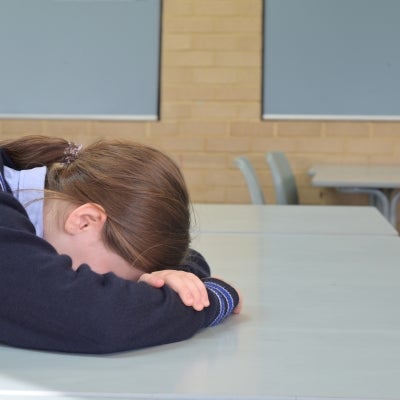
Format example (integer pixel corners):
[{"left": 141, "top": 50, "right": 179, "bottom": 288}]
[
  {"left": 265, "top": 151, "right": 299, "bottom": 205},
  {"left": 234, "top": 156, "right": 265, "bottom": 205}
]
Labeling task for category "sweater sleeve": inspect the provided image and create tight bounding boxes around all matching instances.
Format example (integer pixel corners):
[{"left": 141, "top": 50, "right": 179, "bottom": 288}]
[
  {"left": 0, "top": 191, "right": 239, "bottom": 354},
  {"left": 176, "top": 248, "right": 211, "bottom": 278}
]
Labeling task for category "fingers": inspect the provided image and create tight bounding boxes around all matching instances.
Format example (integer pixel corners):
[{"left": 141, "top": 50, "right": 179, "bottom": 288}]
[
  {"left": 163, "top": 271, "right": 210, "bottom": 311},
  {"left": 175, "top": 272, "right": 210, "bottom": 311},
  {"left": 138, "top": 273, "right": 165, "bottom": 288},
  {"left": 142, "top": 270, "right": 210, "bottom": 311}
]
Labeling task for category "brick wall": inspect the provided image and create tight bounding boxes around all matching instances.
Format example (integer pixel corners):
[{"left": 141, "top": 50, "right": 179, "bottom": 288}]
[{"left": 1, "top": 0, "right": 400, "bottom": 208}]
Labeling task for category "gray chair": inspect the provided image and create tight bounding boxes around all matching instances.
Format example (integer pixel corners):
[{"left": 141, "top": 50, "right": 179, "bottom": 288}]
[
  {"left": 265, "top": 151, "right": 299, "bottom": 205},
  {"left": 389, "top": 190, "right": 400, "bottom": 226},
  {"left": 234, "top": 156, "right": 265, "bottom": 205}
]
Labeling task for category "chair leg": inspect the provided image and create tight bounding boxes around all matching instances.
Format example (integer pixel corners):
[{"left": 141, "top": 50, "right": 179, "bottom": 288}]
[{"left": 389, "top": 191, "right": 400, "bottom": 227}]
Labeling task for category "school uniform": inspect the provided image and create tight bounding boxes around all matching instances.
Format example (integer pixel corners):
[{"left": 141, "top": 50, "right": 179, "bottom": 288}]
[{"left": 0, "top": 149, "right": 238, "bottom": 354}]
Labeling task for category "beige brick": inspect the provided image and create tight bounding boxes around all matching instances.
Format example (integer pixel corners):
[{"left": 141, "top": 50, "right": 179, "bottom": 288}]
[
  {"left": 215, "top": 52, "right": 260, "bottom": 67},
  {"left": 324, "top": 121, "right": 370, "bottom": 137},
  {"left": 192, "top": 34, "right": 258, "bottom": 51},
  {"left": 214, "top": 84, "right": 260, "bottom": 101},
  {"left": 91, "top": 121, "right": 147, "bottom": 138},
  {"left": 205, "top": 169, "right": 242, "bottom": 187},
  {"left": 165, "top": 0, "right": 195, "bottom": 15},
  {"left": 206, "top": 136, "right": 250, "bottom": 153},
  {"left": 182, "top": 169, "right": 205, "bottom": 187},
  {"left": 316, "top": 189, "right": 369, "bottom": 206},
  {"left": 214, "top": 17, "right": 261, "bottom": 33},
  {"left": 162, "top": 67, "right": 194, "bottom": 84},
  {"left": 276, "top": 121, "right": 323, "bottom": 137},
  {"left": 339, "top": 154, "right": 370, "bottom": 163},
  {"left": 161, "top": 103, "right": 193, "bottom": 120},
  {"left": 192, "top": 68, "right": 238, "bottom": 84},
  {"left": 180, "top": 121, "right": 228, "bottom": 136},
  {"left": 236, "top": 68, "right": 262, "bottom": 84},
  {"left": 299, "top": 188, "right": 327, "bottom": 205},
  {"left": 392, "top": 142, "right": 400, "bottom": 157},
  {"left": 250, "top": 137, "right": 298, "bottom": 153},
  {"left": 295, "top": 172, "right": 314, "bottom": 186},
  {"left": 160, "top": 136, "right": 204, "bottom": 152},
  {"left": 148, "top": 122, "right": 180, "bottom": 137},
  {"left": 44, "top": 120, "right": 91, "bottom": 137},
  {"left": 189, "top": 185, "right": 226, "bottom": 203},
  {"left": 225, "top": 187, "right": 255, "bottom": 204},
  {"left": 235, "top": 35, "right": 262, "bottom": 52},
  {"left": 194, "top": 0, "right": 261, "bottom": 17},
  {"left": 0, "top": 119, "right": 45, "bottom": 136},
  {"left": 179, "top": 153, "right": 228, "bottom": 169},
  {"left": 346, "top": 138, "right": 395, "bottom": 155},
  {"left": 190, "top": 102, "right": 239, "bottom": 119},
  {"left": 232, "top": 0, "right": 262, "bottom": 16},
  {"left": 192, "top": 35, "right": 237, "bottom": 51},
  {"left": 163, "top": 51, "right": 214, "bottom": 67},
  {"left": 163, "top": 85, "right": 215, "bottom": 101},
  {"left": 230, "top": 121, "right": 275, "bottom": 137},
  {"left": 369, "top": 154, "right": 400, "bottom": 164},
  {"left": 237, "top": 103, "right": 262, "bottom": 119},
  {"left": 0, "top": 131, "right": 13, "bottom": 140},
  {"left": 289, "top": 155, "right": 315, "bottom": 172},
  {"left": 371, "top": 122, "right": 400, "bottom": 136},
  {"left": 164, "top": 17, "right": 214, "bottom": 33},
  {"left": 164, "top": 34, "right": 193, "bottom": 50},
  {"left": 296, "top": 138, "right": 346, "bottom": 154}
]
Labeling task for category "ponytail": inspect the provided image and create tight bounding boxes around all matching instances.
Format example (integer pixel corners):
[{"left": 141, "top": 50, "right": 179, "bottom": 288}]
[{"left": 0, "top": 135, "right": 69, "bottom": 169}]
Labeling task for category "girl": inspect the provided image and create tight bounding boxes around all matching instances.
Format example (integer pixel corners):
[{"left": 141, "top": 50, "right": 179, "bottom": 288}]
[{"left": 0, "top": 135, "right": 240, "bottom": 354}]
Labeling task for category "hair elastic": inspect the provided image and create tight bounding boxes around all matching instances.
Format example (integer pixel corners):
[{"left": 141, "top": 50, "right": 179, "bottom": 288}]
[{"left": 62, "top": 142, "right": 82, "bottom": 166}]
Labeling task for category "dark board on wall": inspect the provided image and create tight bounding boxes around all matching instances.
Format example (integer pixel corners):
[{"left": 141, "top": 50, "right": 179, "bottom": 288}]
[
  {"left": 0, "top": 0, "right": 161, "bottom": 120},
  {"left": 262, "top": 0, "right": 400, "bottom": 120}
]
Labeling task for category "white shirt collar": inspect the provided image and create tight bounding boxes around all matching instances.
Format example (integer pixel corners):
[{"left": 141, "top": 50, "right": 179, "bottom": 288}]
[{"left": 4, "top": 165, "right": 47, "bottom": 238}]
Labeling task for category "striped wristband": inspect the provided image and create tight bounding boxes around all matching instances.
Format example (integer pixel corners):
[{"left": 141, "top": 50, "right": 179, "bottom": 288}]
[{"left": 204, "top": 279, "right": 237, "bottom": 327}]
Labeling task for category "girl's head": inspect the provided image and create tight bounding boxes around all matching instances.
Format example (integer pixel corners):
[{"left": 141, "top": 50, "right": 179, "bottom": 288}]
[{"left": 2, "top": 135, "right": 190, "bottom": 275}]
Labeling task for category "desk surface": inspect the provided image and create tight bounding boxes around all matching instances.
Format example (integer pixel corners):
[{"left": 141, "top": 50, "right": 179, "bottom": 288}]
[
  {"left": 309, "top": 163, "right": 400, "bottom": 188},
  {"left": 192, "top": 203, "right": 398, "bottom": 236},
  {"left": 1, "top": 233, "right": 400, "bottom": 399}
]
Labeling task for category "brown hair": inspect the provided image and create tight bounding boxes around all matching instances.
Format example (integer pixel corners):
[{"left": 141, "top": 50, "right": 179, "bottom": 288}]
[{"left": 1, "top": 135, "right": 191, "bottom": 272}]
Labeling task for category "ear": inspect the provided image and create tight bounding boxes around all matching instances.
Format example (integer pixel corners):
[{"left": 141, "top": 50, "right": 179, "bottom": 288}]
[{"left": 64, "top": 203, "right": 107, "bottom": 236}]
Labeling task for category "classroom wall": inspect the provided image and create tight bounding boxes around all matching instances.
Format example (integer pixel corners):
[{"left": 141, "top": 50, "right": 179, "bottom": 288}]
[{"left": 1, "top": 0, "right": 400, "bottom": 208}]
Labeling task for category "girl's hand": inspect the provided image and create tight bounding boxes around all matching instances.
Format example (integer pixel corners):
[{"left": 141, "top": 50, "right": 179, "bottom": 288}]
[
  {"left": 138, "top": 270, "right": 210, "bottom": 311},
  {"left": 233, "top": 290, "right": 243, "bottom": 314}
]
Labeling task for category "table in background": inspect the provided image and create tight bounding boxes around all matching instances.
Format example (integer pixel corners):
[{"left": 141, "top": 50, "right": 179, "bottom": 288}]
[
  {"left": 309, "top": 164, "right": 400, "bottom": 225},
  {"left": 1, "top": 232, "right": 400, "bottom": 399},
  {"left": 192, "top": 203, "right": 398, "bottom": 236}
]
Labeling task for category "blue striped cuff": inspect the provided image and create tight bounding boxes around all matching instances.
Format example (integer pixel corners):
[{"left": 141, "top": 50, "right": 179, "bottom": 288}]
[
  {"left": 204, "top": 280, "right": 236, "bottom": 327},
  {"left": 0, "top": 172, "right": 7, "bottom": 192}
]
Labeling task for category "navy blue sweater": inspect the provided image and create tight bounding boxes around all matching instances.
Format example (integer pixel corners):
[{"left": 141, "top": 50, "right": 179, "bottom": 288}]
[{"left": 0, "top": 150, "right": 239, "bottom": 354}]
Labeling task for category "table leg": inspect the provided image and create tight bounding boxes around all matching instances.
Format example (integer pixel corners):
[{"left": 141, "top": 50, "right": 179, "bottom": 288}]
[
  {"left": 389, "top": 191, "right": 400, "bottom": 227},
  {"left": 338, "top": 188, "right": 389, "bottom": 220}
]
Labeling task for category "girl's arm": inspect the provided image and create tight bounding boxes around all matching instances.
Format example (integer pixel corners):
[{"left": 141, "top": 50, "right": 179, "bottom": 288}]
[{"left": 0, "top": 192, "right": 239, "bottom": 354}]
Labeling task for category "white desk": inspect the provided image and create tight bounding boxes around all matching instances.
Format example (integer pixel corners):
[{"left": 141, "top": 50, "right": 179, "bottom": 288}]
[
  {"left": 309, "top": 164, "right": 400, "bottom": 188},
  {"left": 1, "top": 232, "right": 400, "bottom": 399},
  {"left": 309, "top": 164, "right": 400, "bottom": 225},
  {"left": 192, "top": 203, "right": 398, "bottom": 236}
]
